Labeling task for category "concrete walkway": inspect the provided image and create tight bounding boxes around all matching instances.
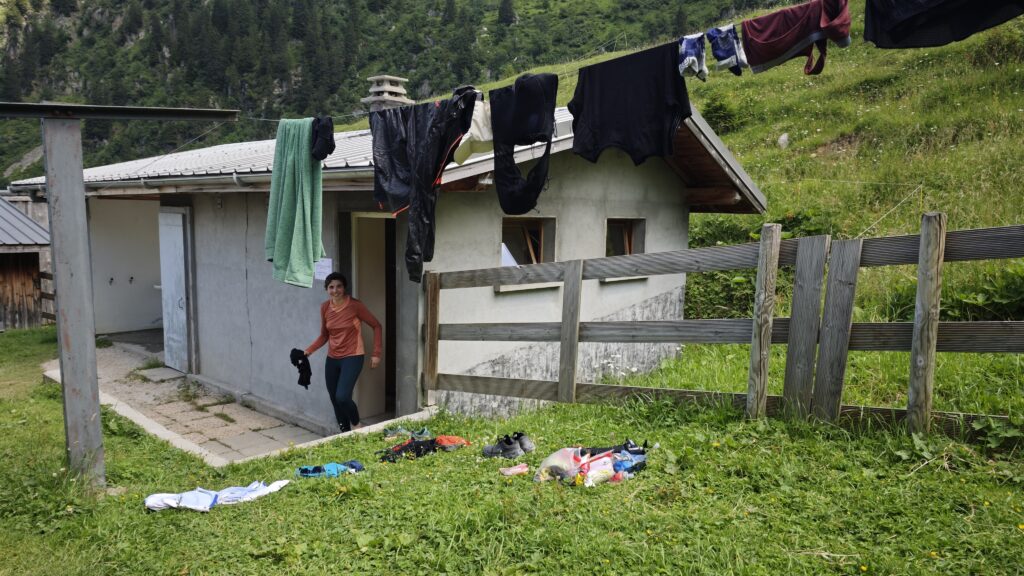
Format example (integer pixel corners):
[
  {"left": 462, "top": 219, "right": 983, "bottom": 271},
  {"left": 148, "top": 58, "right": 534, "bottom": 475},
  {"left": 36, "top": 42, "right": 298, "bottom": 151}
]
[{"left": 42, "top": 343, "right": 322, "bottom": 465}]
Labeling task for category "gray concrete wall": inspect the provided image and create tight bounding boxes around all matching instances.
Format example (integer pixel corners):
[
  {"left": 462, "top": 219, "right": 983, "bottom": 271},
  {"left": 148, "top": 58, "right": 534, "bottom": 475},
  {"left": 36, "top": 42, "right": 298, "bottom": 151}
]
[
  {"left": 427, "top": 148, "right": 690, "bottom": 416},
  {"left": 87, "top": 198, "right": 163, "bottom": 334},
  {"left": 192, "top": 192, "right": 341, "bottom": 433}
]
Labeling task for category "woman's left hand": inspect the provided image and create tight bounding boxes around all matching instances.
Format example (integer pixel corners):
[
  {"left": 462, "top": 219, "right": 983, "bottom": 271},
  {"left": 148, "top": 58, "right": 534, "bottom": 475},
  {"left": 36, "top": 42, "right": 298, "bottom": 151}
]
[{"left": 370, "top": 356, "right": 381, "bottom": 369}]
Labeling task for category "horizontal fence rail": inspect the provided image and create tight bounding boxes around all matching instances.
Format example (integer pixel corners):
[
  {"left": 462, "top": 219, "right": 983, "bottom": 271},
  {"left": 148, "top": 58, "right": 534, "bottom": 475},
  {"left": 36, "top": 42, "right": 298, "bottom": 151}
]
[{"left": 423, "top": 216, "right": 1022, "bottom": 436}]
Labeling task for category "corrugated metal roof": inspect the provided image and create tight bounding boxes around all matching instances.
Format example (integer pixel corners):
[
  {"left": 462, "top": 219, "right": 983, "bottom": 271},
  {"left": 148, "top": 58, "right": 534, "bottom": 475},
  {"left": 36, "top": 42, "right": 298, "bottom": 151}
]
[
  {"left": 12, "top": 109, "right": 576, "bottom": 186},
  {"left": 0, "top": 196, "right": 49, "bottom": 247}
]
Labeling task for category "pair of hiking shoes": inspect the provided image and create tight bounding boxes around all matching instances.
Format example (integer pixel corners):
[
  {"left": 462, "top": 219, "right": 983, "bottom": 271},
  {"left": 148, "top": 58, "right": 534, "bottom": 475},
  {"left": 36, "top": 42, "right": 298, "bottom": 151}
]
[{"left": 482, "top": 432, "right": 534, "bottom": 459}]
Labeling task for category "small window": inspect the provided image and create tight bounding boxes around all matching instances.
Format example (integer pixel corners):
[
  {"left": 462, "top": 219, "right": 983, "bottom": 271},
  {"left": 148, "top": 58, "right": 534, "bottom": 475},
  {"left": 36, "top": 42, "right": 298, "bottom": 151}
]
[
  {"left": 606, "top": 219, "right": 646, "bottom": 257},
  {"left": 501, "top": 218, "right": 556, "bottom": 265}
]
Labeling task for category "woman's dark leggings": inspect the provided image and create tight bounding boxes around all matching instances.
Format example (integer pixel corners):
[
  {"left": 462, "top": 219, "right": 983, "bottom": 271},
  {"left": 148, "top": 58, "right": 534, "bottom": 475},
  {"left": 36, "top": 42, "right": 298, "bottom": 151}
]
[{"left": 325, "top": 355, "right": 364, "bottom": 432}]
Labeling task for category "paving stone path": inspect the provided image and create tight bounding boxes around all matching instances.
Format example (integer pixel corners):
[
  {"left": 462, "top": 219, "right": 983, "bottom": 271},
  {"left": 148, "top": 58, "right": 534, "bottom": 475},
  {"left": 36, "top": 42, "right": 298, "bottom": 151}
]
[{"left": 43, "top": 344, "right": 322, "bottom": 463}]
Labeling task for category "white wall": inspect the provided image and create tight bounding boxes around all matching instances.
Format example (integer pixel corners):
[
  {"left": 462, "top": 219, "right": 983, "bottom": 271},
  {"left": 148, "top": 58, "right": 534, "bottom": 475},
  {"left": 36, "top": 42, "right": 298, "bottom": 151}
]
[
  {"left": 429, "top": 147, "right": 690, "bottom": 378},
  {"left": 87, "top": 198, "right": 163, "bottom": 334}
]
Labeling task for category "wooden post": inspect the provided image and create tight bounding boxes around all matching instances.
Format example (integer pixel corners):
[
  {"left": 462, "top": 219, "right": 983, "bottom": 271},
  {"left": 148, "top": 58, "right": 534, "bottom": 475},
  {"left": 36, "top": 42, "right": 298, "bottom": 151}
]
[
  {"left": 42, "top": 118, "right": 105, "bottom": 487},
  {"left": 812, "top": 239, "right": 863, "bottom": 422},
  {"left": 907, "top": 212, "right": 947, "bottom": 434},
  {"left": 782, "top": 235, "right": 831, "bottom": 418},
  {"left": 422, "top": 272, "right": 440, "bottom": 406},
  {"left": 558, "top": 259, "right": 583, "bottom": 403},
  {"left": 746, "top": 224, "right": 782, "bottom": 419}
]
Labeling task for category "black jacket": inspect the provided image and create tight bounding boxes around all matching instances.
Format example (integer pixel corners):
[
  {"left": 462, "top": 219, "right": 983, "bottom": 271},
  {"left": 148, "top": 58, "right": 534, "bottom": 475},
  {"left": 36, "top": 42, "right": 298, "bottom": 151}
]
[
  {"left": 370, "top": 87, "right": 477, "bottom": 281},
  {"left": 865, "top": 0, "right": 1024, "bottom": 48}
]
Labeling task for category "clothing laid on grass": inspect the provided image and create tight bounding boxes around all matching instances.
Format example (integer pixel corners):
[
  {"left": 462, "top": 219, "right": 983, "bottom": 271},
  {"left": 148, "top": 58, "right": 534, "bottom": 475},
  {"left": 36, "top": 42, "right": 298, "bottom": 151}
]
[
  {"left": 369, "top": 87, "right": 477, "bottom": 281},
  {"left": 865, "top": 0, "right": 1024, "bottom": 49},
  {"left": 741, "top": 0, "right": 851, "bottom": 75},
  {"left": 678, "top": 33, "right": 709, "bottom": 81},
  {"left": 145, "top": 480, "right": 289, "bottom": 512},
  {"left": 452, "top": 100, "right": 493, "bottom": 165},
  {"left": 568, "top": 42, "right": 691, "bottom": 166},
  {"left": 378, "top": 435, "right": 470, "bottom": 462},
  {"left": 296, "top": 461, "right": 363, "bottom": 477},
  {"left": 489, "top": 73, "right": 559, "bottom": 215},
  {"left": 265, "top": 119, "right": 324, "bottom": 288},
  {"left": 706, "top": 24, "right": 748, "bottom": 76}
]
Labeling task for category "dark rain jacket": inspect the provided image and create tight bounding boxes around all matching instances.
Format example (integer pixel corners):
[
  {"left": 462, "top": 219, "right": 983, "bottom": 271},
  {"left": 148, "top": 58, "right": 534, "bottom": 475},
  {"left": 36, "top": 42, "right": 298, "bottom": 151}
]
[{"left": 370, "top": 86, "right": 477, "bottom": 282}]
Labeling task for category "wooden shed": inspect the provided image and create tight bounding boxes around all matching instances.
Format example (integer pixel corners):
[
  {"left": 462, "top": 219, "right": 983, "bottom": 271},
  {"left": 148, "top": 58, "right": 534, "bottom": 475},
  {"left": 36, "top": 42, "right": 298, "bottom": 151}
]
[{"left": 0, "top": 195, "right": 50, "bottom": 330}]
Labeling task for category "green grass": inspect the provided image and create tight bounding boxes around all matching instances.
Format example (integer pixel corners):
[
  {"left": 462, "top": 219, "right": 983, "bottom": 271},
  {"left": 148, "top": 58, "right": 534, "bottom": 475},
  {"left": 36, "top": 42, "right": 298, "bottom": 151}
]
[{"left": 2, "top": 327, "right": 1023, "bottom": 575}]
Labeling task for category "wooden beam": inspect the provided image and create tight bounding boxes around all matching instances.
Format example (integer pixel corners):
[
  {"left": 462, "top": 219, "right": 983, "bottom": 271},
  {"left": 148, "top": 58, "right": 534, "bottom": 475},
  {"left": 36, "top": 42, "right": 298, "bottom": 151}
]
[
  {"left": 42, "top": 118, "right": 105, "bottom": 487},
  {"left": 440, "top": 322, "right": 561, "bottom": 342},
  {"left": 812, "top": 239, "right": 863, "bottom": 422},
  {"left": 685, "top": 187, "right": 742, "bottom": 206},
  {"left": 847, "top": 321, "right": 1024, "bottom": 352},
  {"left": 859, "top": 224, "right": 1024, "bottom": 267},
  {"left": 746, "top": 223, "right": 782, "bottom": 419},
  {"left": 559, "top": 260, "right": 583, "bottom": 403},
  {"left": 435, "top": 373, "right": 559, "bottom": 401},
  {"left": 439, "top": 260, "right": 566, "bottom": 289},
  {"left": 907, "top": 212, "right": 946, "bottom": 435},
  {"left": 422, "top": 273, "right": 440, "bottom": 394},
  {"left": 782, "top": 235, "right": 831, "bottom": 418},
  {"left": 582, "top": 243, "right": 760, "bottom": 279}
]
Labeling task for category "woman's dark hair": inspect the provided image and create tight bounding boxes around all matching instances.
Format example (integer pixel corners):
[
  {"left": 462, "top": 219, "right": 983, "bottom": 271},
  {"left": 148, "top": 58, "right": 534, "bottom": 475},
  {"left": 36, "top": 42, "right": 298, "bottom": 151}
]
[{"left": 323, "top": 272, "right": 348, "bottom": 291}]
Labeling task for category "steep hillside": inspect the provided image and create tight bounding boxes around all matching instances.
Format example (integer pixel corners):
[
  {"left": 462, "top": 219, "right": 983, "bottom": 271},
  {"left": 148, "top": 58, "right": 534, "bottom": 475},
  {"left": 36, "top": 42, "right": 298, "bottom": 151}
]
[{"left": 0, "top": 0, "right": 762, "bottom": 185}]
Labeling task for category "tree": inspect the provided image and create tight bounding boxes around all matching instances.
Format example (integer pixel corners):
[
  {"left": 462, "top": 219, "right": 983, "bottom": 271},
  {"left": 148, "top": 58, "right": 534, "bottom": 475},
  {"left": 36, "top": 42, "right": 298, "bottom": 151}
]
[
  {"left": 498, "top": 0, "right": 514, "bottom": 26},
  {"left": 674, "top": 4, "right": 688, "bottom": 35},
  {"left": 50, "top": 0, "right": 77, "bottom": 16},
  {"left": 120, "top": 0, "right": 144, "bottom": 41}
]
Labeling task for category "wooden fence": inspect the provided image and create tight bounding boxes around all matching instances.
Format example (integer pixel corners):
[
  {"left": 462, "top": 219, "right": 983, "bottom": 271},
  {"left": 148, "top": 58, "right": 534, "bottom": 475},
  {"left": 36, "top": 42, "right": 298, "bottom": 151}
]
[{"left": 422, "top": 213, "right": 1024, "bottom": 434}]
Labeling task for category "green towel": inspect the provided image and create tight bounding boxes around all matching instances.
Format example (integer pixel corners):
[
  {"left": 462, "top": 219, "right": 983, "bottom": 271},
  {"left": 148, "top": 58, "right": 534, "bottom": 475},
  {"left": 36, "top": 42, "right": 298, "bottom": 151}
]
[{"left": 265, "top": 118, "right": 325, "bottom": 288}]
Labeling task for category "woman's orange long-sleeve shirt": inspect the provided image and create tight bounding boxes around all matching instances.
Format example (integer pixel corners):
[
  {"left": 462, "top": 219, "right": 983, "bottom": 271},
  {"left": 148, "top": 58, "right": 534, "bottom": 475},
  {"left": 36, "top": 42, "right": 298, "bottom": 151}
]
[{"left": 304, "top": 298, "right": 382, "bottom": 359}]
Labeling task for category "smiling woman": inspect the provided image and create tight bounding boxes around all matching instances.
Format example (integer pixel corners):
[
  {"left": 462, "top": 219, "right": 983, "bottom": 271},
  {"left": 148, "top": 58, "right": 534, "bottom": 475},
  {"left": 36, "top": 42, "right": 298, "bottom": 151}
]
[{"left": 302, "top": 272, "right": 383, "bottom": 433}]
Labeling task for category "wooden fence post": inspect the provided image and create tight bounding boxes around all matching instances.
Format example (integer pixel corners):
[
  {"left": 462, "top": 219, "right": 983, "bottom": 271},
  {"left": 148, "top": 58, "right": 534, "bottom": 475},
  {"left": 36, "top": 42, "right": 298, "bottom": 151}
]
[
  {"left": 782, "top": 235, "right": 831, "bottom": 418},
  {"left": 558, "top": 259, "right": 583, "bottom": 403},
  {"left": 42, "top": 117, "right": 105, "bottom": 487},
  {"left": 907, "top": 212, "right": 947, "bottom": 434},
  {"left": 422, "top": 272, "right": 440, "bottom": 406},
  {"left": 746, "top": 224, "right": 782, "bottom": 419},
  {"left": 812, "top": 239, "right": 863, "bottom": 422}
]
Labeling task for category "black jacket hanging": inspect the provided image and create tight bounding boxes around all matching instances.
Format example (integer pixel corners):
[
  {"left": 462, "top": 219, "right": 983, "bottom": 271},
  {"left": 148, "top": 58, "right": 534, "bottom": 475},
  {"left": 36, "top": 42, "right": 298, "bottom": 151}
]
[
  {"left": 489, "top": 73, "right": 558, "bottom": 215},
  {"left": 311, "top": 116, "right": 336, "bottom": 160},
  {"left": 370, "top": 87, "right": 477, "bottom": 282},
  {"left": 865, "top": 0, "right": 1024, "bottom": 49},
  {"left": 568, "top": 42, "right": 691, "bottom": 165}
]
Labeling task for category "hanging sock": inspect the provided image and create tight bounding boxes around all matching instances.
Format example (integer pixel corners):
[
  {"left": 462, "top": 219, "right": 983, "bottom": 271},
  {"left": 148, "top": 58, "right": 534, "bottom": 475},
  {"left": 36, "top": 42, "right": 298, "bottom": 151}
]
[
  {"left": 678, "top": 33, "right": 709, "bottom": 81},
  {"left": 265, "top": 119, "right": 324, "bottom": 288},
  {"left": 742, "top": 0, "right": 851, "bottom": 76},
  {"left": 489, "top": 73, "right": 558, "bottom": 215},
  {"left": 310, "top": 116, "right": 336, "bottom": 160},
  {"left": 865, "top": 0, "right": 1024, "bottom": 49},
  {"left": 706, "top": 24, "right": 748, "bottom": 76}
]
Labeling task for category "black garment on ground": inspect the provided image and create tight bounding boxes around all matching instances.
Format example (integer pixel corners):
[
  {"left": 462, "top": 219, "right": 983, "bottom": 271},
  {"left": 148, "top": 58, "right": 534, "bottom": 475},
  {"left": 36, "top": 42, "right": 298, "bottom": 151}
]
[
  {"left": 489, "top": 73, "right": 558, "bottom": 215},
  {"left": 568, "top": 42, "right": 691, "bottom": 166},
  {"left": 370, "top": 87, "right": 477, "bottom": 282},
  {"left": 583, "top": 439, "right": 648, "bottom": 457},
  {"left": 378, "top": 438, "right": 439, "bottom": 462},
  {"left": 311, "top": 116, "right": 336, "bottom": 160},
  {"left": 865, "top": 0, "right": 1024, "bottom": 49},
  {"left": 289, "top": 348, "right": 311, "bottom": 389}
]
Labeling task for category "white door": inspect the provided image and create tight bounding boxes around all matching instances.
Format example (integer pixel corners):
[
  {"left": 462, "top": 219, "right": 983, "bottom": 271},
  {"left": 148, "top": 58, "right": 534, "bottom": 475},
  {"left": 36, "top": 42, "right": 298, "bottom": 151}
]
[{"left": 158, "top": 210, "right": 189, "bottom": 372}]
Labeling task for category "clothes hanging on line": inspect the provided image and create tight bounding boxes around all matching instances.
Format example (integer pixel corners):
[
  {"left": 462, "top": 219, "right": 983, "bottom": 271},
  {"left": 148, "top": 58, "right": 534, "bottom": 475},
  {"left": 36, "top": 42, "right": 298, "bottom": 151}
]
[
  {"left": 489, "top": 73, "right": 559, "bottom": 215},
  {"left": 311, "top": 116, "right": 336, "bottom": 160},
  {"left": 453, "top": 99, "right": 493, "bottom": 165},
  {"left": 742, "top": 0, "right": 851, "bottom": 75},
  {"left": 145, "top": 480, "right": 289, "bottom": 512},
  {"left": 370, "top": 86, "right": 477, "bottom": 282},
  {"left": 568, "top": 42, "right": 691, "bottom": 166},
  {"left": 865, "top": 0, "right": 1024, "bottom": 49},
  {"left": 678, "top": 33, "right": 709, "bottom": 81},
  {"left": 706, "top": 24, "right": 749, "bottom": 76},
  {"left": 265, "top": 119, "right": 325, "bottom": 288}
]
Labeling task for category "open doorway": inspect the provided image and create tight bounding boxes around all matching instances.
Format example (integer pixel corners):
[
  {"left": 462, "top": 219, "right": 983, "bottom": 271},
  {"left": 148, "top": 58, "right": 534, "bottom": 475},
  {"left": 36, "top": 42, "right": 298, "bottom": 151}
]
[{"left": 347, "top": 213, "right": 397, "bottom": 425}]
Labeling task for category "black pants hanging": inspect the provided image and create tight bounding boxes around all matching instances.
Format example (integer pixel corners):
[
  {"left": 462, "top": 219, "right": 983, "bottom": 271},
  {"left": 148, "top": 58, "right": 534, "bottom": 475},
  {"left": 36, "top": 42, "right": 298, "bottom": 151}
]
[{"left": 325, "top": 355, "right": 364, "bottom": 432}]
